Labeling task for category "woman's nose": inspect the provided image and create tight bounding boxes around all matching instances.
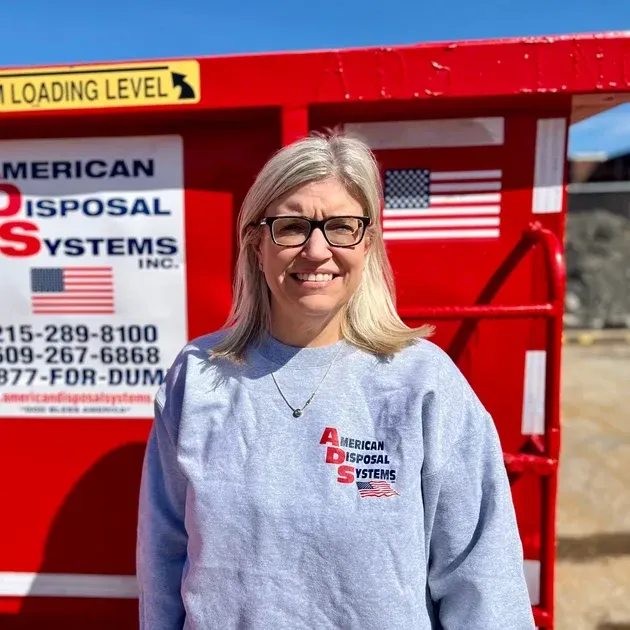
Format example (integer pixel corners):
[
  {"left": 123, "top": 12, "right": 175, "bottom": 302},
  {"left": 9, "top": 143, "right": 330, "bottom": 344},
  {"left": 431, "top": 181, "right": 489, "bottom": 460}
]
[{"left": 301, "top": 227, "right": 332, "bottom": 260}]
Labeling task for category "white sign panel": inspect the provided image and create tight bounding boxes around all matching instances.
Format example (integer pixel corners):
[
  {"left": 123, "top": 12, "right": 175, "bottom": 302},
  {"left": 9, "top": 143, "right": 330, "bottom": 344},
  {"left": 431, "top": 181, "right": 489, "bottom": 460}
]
[
  {"left": 0, "top": 135, "right": 187, "bottom": 418},
  {"left": 521, "top": 350, "right": 547, "bottom": 435},
  {"left": 532, "top": 118, "right": 567, "bottom": 214}
]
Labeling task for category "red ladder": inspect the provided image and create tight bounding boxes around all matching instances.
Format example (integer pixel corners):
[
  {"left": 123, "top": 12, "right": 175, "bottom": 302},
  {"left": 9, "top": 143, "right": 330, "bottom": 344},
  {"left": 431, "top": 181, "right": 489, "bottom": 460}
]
[{"left": 398, "top": 221, "right": 565, "bottom": 629}]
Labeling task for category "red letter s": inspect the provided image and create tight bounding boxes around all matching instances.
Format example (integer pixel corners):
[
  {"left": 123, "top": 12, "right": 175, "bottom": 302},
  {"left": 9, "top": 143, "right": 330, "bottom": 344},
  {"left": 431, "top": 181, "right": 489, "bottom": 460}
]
[
  {"left": 0, "top": 221, "right": 41, "bottom": 257},
  {"left": 337, "top": 465, "right": 355, "bottom": 484}
]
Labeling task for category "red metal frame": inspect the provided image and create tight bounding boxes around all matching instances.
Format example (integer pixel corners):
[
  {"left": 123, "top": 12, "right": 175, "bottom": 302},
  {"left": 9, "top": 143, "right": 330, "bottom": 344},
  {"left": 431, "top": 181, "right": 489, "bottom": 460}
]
[
  {"left": 1, "top": 31, "right": 629, "bottom": 122},
  {"left": 398, "top": 221, "right": 565, "bottom": 628}
]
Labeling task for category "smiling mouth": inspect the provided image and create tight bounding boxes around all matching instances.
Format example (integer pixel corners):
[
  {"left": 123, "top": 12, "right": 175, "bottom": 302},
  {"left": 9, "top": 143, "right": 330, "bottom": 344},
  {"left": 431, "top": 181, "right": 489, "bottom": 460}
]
[{"left": 291, "top": 273, "right": 338, "bottom": 282}]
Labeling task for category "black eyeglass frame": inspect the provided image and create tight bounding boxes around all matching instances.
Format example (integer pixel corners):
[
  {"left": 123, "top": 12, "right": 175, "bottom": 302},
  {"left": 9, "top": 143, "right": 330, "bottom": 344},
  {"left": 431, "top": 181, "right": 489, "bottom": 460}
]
[{"left": 257, "top": 215, "right": 372, "bottom": 248}]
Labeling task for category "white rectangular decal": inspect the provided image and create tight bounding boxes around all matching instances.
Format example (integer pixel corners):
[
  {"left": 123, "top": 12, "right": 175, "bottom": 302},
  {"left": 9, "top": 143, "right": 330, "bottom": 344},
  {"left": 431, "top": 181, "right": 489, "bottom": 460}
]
[
  {"left": 521, "top": 350, "right": 547, "bottom": 435},
  {"left": 344, "top": 117, "right": 505, "bottom": 149},
  {"left": 532, "top": 118, "right": 567, "bottom": 214},
  {"left": 523, "top": 559, "right": 541, "bottom": 606},
  {"left": 0, "top": 571, "right": 138, "bottom": 598},
  {"left": 0, "top": 135, "right": 187, "bottom": 419}
]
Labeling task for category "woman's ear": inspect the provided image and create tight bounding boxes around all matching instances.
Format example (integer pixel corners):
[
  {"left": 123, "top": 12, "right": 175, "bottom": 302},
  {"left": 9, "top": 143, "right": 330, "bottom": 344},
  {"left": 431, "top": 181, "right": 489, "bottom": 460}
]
[
  {"left": 248, "top": 225, "right": 264, "bottom": 270},
  {"left": 363, "top": 227, "right": 373, "bottom": 253}
]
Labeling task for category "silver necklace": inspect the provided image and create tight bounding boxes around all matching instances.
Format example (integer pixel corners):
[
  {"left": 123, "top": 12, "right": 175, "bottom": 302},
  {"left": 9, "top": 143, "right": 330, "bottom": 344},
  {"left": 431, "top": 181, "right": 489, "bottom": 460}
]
[{"left": 270, "top": 345, "right": 343, "bottom": 418}]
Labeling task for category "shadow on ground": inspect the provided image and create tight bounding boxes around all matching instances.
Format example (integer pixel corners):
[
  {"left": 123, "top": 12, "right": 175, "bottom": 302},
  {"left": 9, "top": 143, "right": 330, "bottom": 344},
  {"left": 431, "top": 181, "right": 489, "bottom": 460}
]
[{"left": 557, "top": 532, "right": 630, "bottom": 562}]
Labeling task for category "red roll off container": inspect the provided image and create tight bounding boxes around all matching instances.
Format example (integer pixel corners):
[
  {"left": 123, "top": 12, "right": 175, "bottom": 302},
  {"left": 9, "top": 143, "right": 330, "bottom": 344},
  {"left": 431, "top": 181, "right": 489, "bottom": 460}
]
[{"left": 1, "top": 31, "right": 629, "bottom": 630}]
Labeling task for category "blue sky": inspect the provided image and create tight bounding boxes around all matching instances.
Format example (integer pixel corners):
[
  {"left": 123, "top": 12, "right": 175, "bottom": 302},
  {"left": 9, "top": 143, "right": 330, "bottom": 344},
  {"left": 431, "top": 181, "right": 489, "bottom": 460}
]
[{"left": 1, "top": 0, "right": 629, "bottom": 157}]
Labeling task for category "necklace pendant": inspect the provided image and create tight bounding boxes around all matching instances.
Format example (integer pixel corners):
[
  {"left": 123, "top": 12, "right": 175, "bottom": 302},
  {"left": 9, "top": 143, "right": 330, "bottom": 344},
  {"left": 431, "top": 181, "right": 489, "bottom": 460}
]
[{"left": 293, "top": 408, "right": 303, "bottom": 418}]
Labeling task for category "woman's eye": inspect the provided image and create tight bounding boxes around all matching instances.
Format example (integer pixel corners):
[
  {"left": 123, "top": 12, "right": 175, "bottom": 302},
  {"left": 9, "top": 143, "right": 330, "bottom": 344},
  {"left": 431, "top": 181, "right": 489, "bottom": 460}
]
[
  {"left": 329, "top": 222, "right": 357, "bottom": 232},
  {"left": 278, "top": 222, "right": 306, "bottom": 233}
]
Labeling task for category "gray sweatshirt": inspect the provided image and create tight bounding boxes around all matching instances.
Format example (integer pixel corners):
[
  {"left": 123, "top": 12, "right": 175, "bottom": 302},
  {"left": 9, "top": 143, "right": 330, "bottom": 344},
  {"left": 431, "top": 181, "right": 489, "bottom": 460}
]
[{"left": 136, "top": 330, "right": 535, "bottom": 629}]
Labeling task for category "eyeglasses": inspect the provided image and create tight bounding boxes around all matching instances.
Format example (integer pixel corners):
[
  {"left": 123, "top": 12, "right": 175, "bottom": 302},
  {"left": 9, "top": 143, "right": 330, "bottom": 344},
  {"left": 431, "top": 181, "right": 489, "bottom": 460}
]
[{"left": 258, "top": 216, "right": 371, "bottom": 248}]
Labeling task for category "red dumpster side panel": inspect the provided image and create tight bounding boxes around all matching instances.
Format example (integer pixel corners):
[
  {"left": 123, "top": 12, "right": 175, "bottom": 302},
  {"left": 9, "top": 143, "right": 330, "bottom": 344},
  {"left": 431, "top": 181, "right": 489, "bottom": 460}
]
[{"left": 0, "top": 113, "right": 282, "bottom": 629}]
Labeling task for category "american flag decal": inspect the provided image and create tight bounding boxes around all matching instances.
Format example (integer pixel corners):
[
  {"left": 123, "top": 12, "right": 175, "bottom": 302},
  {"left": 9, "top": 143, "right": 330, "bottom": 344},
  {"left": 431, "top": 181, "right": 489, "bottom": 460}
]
[
  {"left": 383, "top": 168, "right": 503, "bottom": 241},
  {"left": 356, "top": 480, "right": 400, "bottom": 498},
  {"left": 30, "top": 266, "right": 115, "bottom": 315}
]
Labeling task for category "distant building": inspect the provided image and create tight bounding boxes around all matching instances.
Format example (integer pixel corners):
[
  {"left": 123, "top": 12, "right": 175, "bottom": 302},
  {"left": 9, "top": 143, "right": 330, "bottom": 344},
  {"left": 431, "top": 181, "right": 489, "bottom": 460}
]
[
  {"left": 569, "top": 151, "right": 630, "bottom": 186},
  {"left": 569, "top": 153, "right": 609, "bottom": 183}
]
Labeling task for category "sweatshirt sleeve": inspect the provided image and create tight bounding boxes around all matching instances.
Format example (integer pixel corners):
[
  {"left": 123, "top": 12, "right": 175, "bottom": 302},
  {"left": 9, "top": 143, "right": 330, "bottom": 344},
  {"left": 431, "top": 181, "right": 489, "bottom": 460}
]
[
  {"left": 423, "top": 358, "right": 535, "bottom": 629},
  {"left": 136, "top": 364, "right": 189, "bottom": 629}
]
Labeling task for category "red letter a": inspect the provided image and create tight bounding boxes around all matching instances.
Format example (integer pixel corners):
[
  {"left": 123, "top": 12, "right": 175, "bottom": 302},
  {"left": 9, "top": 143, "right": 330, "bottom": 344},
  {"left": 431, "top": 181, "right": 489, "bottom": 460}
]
[{"left": 319, "top": 427, "right": 339, "bottom": 446}]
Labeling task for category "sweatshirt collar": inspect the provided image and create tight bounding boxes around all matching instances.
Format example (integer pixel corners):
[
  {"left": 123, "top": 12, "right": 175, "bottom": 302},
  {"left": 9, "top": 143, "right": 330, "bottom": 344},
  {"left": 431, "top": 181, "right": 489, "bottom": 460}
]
[{"left": 249, "top": 332, "right": 354, "bottom": 370}]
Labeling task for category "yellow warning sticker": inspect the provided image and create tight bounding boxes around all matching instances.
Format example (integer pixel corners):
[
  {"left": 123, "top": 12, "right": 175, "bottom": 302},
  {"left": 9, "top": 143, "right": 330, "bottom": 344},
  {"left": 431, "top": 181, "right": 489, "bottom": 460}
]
[{"left": 0, "top": 59, "right": 200, "bottom": 113}]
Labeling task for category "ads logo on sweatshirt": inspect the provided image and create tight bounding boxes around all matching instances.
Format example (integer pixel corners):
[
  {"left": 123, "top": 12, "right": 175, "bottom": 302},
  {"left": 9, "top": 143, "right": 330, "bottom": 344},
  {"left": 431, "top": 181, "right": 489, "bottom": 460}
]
[{"left": 319, "top": 426, "right": 400, "bottom": 498}]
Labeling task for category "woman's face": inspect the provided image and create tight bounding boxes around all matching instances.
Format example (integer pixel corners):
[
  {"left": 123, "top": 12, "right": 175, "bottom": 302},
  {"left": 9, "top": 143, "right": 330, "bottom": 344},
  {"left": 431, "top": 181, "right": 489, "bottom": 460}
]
[{"left": 256, "top": 177, "right": 370, "bottom": 329}]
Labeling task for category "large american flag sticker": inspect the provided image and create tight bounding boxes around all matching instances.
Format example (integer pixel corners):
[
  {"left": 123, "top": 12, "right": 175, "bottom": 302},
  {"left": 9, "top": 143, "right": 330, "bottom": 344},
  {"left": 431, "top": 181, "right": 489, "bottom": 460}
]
[{"left": 382, "top": 168, "right": 503, "bottom": 241}]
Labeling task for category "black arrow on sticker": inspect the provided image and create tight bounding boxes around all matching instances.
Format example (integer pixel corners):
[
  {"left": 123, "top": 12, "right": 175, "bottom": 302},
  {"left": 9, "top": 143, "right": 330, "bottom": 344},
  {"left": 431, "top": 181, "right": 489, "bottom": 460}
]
[{"left": 171, "top": 73, "right": 196, "bottom": 100}]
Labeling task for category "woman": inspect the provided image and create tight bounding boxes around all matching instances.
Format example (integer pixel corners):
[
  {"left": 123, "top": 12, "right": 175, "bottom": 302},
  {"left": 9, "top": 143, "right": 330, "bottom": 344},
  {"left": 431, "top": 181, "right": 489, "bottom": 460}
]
[{"left": 136, "top": 132, "right": 535, "bottom": 629}]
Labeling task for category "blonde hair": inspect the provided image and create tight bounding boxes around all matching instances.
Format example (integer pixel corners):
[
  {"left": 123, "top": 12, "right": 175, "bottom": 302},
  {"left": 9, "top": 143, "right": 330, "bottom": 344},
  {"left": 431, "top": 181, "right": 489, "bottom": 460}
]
[{"left": 211, "top": 130, "right": 433, "bottom": 363}]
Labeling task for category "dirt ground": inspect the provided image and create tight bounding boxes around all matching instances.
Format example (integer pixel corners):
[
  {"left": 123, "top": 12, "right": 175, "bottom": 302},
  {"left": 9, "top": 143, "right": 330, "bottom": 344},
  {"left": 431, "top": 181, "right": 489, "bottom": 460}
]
[{"left": 556, "top": 342, "right": 630, "bottom": 630}]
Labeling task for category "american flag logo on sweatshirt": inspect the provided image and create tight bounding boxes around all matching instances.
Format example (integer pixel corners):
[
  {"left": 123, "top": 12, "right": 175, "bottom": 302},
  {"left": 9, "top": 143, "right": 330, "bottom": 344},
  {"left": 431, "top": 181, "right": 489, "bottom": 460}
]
[
  {"left": 356, "top": 480, "right": 400, "bottom": 498},
  {"left": 382, "top": 168, "right": 503, "bottom": 241}
]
